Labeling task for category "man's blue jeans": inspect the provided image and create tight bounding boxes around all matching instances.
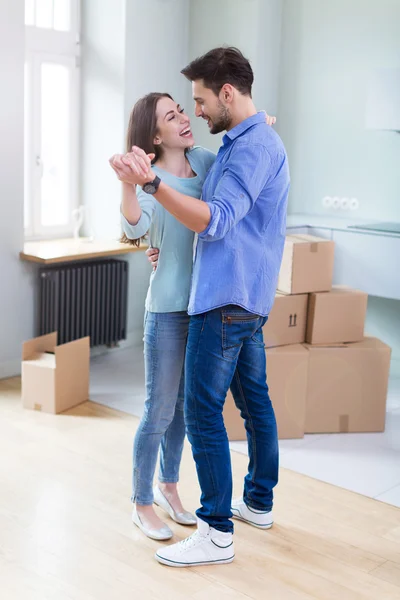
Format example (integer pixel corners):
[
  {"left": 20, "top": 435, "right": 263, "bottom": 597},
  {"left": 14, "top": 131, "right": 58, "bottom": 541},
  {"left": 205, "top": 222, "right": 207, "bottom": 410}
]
[{"left": 184, "top": 305, "right": 279, "bottom": 533}]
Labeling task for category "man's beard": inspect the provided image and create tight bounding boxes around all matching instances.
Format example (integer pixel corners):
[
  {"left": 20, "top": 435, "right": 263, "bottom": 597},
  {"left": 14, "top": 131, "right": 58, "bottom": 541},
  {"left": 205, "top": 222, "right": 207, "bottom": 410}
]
[{"left": 208, "top": 101, "right": 232, "bottom": 134}]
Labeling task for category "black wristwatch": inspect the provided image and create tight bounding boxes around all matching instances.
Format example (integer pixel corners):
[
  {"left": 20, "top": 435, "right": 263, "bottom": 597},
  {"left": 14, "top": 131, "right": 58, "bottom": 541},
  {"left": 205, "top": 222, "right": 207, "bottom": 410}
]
[{"left": 143, "top": 175, "right": 161, "bottom": 195}]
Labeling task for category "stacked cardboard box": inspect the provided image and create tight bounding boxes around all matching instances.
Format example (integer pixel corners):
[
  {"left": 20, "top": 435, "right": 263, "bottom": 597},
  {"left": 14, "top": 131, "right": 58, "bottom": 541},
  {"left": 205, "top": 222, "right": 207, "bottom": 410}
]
[{"left": 224, "top": 234, "right": 391, "bottom": 440}]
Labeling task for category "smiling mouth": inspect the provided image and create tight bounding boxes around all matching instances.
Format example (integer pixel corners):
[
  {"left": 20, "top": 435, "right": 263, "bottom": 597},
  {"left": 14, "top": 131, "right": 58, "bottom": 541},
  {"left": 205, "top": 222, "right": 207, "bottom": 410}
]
[{"left": 180, "top": 127, "right": 192, "bottom": 137}]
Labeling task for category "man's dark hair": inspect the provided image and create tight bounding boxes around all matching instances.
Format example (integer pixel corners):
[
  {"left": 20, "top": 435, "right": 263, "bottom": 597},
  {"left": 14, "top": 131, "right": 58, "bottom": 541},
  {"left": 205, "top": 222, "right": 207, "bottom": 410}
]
[{"left": 181, "top": 46, "right": 253, "bottom": 97}]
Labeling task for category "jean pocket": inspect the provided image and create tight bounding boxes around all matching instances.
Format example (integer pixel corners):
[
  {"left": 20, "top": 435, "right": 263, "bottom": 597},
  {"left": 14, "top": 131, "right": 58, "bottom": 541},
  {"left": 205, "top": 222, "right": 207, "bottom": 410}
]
[{"left": 222, "top": 312, "right": 261, "bottom": 361}]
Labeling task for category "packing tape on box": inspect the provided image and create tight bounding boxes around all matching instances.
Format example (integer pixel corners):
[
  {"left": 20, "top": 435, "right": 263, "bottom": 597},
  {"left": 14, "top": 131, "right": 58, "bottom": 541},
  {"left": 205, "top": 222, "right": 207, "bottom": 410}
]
[
  {"left": 310, "top": 243, "right": 319, "bottom": 253},
  {"left": 339, "top": 414, "right": 349, "bottom": 433}
]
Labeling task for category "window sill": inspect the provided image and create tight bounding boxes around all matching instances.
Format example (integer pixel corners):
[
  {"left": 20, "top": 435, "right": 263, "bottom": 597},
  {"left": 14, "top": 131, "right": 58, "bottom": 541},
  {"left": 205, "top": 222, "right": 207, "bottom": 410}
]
[{"left": 20, "top": 237, "right": 148, "bottom": 265}]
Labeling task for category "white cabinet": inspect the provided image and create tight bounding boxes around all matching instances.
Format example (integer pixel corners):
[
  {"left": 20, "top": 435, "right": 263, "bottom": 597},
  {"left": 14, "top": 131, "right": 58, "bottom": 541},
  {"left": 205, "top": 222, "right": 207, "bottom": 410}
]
[
  {"left": 332, "top": 230, "right": 400, "bottom": 300},
  {"left": 285, "top": 226, "right": 309, "bottom": 235},
  {"left": 286, "top": 216, "right": 400, "bottom": 300}
]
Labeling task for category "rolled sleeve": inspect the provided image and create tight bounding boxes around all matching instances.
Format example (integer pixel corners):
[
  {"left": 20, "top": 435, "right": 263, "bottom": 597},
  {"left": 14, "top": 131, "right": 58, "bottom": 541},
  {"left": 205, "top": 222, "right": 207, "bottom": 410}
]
[
  {"left": 198, "top": 143, "right": 273, "bottom": 242},
  {"left": 121, "top": 187, "right": 156, "bottom": 240}
]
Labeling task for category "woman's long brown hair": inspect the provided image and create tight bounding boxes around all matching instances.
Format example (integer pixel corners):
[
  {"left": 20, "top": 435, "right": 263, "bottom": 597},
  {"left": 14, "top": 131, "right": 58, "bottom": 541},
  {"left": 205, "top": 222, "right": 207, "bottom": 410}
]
[{"left": 121, "top": 93, "right": 173, "bottom": 247}]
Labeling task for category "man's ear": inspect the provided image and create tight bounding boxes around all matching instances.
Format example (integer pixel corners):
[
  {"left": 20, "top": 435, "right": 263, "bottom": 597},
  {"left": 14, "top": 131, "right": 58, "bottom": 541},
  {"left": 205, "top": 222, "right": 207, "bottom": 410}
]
[{"left": 220, "top": 84, "right": 234, "bottom": 104}]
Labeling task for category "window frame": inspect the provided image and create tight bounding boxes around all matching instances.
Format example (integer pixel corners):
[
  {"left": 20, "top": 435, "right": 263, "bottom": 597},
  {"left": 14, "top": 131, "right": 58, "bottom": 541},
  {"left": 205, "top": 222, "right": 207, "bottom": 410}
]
[{"left": 24, "top": 0, "right": 81, "bottom": 240}]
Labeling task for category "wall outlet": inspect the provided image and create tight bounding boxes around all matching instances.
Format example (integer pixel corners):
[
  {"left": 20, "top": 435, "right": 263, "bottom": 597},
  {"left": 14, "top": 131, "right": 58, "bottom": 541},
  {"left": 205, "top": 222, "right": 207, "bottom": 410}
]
[{"left": 322, "top": 196, "right": 359, "bottom": 211}]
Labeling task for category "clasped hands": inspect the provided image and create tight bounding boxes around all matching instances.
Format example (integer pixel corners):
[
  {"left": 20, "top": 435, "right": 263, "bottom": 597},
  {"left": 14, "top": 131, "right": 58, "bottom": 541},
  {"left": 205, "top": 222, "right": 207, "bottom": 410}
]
[{"left": 109, "top": 147, "right": 156, "bottom": 187}]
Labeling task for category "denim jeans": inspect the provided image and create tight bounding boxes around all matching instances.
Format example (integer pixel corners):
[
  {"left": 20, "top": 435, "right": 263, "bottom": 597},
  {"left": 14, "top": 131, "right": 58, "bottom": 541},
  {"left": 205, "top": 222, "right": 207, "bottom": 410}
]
[
  {"left": 132, "top": 311, "right": 189, "bottom": 505},
  {"left": 185, "top": 305, "right": 279, "bottom": 533}
]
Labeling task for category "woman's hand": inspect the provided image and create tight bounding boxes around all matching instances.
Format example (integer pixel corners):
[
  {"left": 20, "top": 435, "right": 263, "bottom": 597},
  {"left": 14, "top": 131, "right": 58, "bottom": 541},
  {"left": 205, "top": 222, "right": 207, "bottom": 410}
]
[
  {"left": 265, "top": 113, "right": 276, "bottom": 126},
  {"left": 146, "top": 247, "right": 159, "bottom": 271}
]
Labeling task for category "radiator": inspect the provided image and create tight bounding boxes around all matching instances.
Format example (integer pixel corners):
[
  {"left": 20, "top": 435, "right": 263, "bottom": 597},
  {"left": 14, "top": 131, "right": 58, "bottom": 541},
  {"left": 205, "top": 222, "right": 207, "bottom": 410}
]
[{"left": 39, "top": 259, "right": 128, "bottom": 347}]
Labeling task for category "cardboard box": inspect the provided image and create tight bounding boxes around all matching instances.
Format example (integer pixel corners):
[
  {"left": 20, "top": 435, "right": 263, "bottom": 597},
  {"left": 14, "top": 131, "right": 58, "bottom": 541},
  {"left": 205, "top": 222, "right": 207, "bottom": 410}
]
[
  {"left": 22, "top": 332, "right": 90, "bottom": 414},
  {"left": 305, "top": 337, "right": 391, "bottom": 433},
  {"left": 306, "top": 286, "right": 368, "bottom": 345},
  {"left": 278, "top": 234, "right": 335, "bottom": 294},
  {"left": 264, "top": 292, "right": 308, "bottom": 347},
  {"left": 224, "top": 344, "right": 309, "bottom": 440}
]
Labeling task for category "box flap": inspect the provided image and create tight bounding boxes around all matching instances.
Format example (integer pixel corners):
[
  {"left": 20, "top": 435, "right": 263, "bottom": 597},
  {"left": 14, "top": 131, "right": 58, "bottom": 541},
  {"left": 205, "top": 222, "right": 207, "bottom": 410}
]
[
  {"left": 269, "top": 344, "right": 309, "bottom": 355},
  {"left": 22, "top": 332, "right": 58, "bottom": 361},
  {"left": 54, "top": 336, "right": 90, "bottom": 361},
  {"left": 328, "top": 285, "right": 367, "bottom": 297},
  {"left": 55, "top": 337, "right": 90, "bottom": 413},
  {"left": 350, "top": 336, "right": 392, "bottom": 351},
  {"left": 303, "top": 337, "right": 391, "bottom": 351}
]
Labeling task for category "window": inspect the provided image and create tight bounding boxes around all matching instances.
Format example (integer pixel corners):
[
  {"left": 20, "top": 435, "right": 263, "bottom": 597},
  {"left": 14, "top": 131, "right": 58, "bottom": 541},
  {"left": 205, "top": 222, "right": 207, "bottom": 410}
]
[{"left": 24, "top": 0, "right": 80, "bottom": 239}]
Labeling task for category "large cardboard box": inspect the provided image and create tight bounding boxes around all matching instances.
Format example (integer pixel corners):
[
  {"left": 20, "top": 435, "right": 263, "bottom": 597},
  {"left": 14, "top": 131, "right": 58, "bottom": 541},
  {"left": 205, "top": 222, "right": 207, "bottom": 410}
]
[
  {"left": 306, "top": 286, "right": 368, "bottom": 345},
  {"left": 278, "top": 234, "right": 335, "bottom": 295},
  {"left": 22, "top": 332, "right": 90, "bottom": 414},
  {"left": 305, "top": 337, "right": 391, "bottom": 433},
  {"left": 224, "top": 344, "right": 309, "bottom": 440},
  {"left": 263, "top": 292, "right": 308, "bottom": 348}
]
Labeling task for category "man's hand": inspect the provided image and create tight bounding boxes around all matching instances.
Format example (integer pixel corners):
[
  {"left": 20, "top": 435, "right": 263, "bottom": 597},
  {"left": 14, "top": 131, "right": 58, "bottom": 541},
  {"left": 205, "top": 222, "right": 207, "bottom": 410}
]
[
  {"left": 146, "top": 247, "right": 159, "bottom": 271},
  {"left": 265, "top": 113, "right": 276, "bottom": 126},
  {"left": 109, "top": 147, "right": 155, "bottom": 186}
]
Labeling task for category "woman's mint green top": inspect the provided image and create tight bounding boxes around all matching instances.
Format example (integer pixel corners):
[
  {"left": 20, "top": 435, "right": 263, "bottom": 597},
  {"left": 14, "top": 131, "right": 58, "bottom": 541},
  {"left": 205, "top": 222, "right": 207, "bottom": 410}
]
[{"left": 121, "top": 146, "right": 216, "bottom": 313}]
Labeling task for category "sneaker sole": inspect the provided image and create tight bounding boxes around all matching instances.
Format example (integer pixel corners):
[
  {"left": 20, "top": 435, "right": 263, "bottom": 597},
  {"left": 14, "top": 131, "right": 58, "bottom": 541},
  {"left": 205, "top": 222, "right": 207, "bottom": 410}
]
[
  {"left": 155, "top": 553, "right": 235, "bottom": 567},
  {"left": 231, "top": 509, "right": 273, "bottom": 530}
]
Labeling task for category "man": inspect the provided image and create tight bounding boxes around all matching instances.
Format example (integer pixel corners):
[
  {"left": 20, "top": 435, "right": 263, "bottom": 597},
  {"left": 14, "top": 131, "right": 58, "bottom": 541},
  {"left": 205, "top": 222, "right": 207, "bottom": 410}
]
[{"left": 124, "top": 47, "right": 289, "bottom": 567}]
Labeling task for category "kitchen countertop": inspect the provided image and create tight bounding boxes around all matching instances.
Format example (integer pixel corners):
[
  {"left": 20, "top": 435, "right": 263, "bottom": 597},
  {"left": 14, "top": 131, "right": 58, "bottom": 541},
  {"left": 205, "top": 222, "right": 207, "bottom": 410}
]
[{"left": 286, "top": 213, "right": 400, "bottom": 238}]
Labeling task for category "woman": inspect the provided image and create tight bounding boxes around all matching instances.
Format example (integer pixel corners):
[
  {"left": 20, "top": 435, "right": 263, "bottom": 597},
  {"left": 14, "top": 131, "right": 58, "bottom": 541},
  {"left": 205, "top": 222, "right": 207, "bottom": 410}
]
[{"left": 109, "top": 93, "right": 275, "bottom": 541}]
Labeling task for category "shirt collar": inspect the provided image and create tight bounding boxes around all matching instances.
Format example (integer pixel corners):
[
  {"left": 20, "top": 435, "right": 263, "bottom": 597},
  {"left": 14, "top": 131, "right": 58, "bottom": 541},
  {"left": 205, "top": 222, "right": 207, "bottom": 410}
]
[{"left": 223, "top": 111, "right": 266, "bottom": 143}]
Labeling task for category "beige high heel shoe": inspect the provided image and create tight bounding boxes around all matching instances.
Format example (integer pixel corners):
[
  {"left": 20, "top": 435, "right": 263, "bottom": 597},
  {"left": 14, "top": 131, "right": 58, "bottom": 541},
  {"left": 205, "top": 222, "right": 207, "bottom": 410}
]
[
  {"left": 131, "top": 505, "right": 173, "bottom": 540},
  {"left": 153, "top": 486, "right": 197, "bottom": 526}
]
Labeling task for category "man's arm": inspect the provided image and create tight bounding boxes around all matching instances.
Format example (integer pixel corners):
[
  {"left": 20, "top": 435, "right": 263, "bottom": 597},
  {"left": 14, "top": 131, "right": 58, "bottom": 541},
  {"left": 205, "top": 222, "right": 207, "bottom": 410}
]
[
  {"left": 154, "top": 183, "right": 211, "bottom": 234},
  {"left": 197, "top": 143, "right": 273, "bottom": 241},
  {"left": 125, "top": 143, "right": 273, "bottom": 239}
]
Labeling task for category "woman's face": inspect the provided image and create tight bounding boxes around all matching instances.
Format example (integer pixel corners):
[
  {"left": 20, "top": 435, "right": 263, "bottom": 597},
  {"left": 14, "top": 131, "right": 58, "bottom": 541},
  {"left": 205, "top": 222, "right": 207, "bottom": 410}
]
[{"left": 154, "top": 96, "right": 194, "bottom": 152}]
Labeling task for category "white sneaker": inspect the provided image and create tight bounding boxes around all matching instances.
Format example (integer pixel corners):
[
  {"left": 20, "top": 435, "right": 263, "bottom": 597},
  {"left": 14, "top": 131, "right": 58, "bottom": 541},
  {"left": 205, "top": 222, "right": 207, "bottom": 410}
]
[
  {"left": 231, "top": 497, "right": 273, "bottom": 529},
  {"left": 132, "top": 506, "right": 173, "bottom": 541},
  {"left": 155, "top": 518, "right": 234, "bottom": 567}
]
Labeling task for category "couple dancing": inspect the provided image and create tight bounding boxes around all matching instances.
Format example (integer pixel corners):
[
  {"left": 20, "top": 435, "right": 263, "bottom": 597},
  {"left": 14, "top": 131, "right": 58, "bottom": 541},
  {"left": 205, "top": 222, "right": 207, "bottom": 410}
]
[{"left": 109, "top": 46, "right": 290, "bottom": 568}]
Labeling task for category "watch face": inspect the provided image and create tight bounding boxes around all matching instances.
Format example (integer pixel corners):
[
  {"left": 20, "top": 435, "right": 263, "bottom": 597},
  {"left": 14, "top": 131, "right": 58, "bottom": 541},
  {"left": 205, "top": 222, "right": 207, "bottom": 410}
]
[{"left": 144, "top": 184, "right": 156, "bottom": 194}]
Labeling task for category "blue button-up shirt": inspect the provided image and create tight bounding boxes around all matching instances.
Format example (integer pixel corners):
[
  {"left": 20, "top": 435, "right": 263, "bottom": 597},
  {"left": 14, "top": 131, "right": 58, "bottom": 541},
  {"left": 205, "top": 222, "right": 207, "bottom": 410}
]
[{"left": 188, "top": 112, "right": 290, "bottom": 317}]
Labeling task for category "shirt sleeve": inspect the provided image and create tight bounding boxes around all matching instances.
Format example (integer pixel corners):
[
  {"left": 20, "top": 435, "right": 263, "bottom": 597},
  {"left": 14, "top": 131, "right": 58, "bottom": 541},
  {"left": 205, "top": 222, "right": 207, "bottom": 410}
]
[
  {"left": 198, "top": 142, "right": 273, "bottom": 242},
  {"left": 121, "top": 185, "right": 156, "bottom": 240}
]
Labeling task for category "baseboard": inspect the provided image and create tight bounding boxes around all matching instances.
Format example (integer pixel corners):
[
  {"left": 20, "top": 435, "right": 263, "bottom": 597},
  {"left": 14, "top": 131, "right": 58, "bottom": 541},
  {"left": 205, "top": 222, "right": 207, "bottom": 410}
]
[
  {"left": 0, "top": 359, "right": 23, "bottom": 380},
  {"left": 88, "top": 329, "right": 143, "bottom": 359}
]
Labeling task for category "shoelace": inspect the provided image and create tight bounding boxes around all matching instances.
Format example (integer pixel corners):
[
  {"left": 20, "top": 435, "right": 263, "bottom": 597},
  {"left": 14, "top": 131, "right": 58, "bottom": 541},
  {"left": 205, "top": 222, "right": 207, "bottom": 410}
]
[{"left": 178, "top": 530, "right": 207, "bottom": 553}]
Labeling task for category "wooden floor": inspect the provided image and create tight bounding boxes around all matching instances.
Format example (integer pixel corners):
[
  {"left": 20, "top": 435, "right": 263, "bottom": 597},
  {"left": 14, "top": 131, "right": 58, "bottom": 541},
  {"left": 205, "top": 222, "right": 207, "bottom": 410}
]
[{"left": 1, "top": 378, "right": 400, "bottom": 600}]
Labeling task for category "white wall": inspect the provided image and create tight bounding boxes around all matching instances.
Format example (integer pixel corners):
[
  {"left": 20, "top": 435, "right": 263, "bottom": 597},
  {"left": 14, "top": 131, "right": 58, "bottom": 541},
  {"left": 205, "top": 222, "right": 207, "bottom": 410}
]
[
  {"left": 124, "top": 0, "right": 190, "bottom": 121},
  {"left": 80, "top": 0, "right": 127, "bottom": 242},
  {"left": 0, "top": 0, "right": 36, "bottom": 378},
  {"left": 187, "top": 0, "right": 283, "bottom": 152},
  {"left": 277, "top": 0, "right": 400, "bottom": 220},
  {"left": 80, "top": 0, "right": 189, "bottom": 347}
]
